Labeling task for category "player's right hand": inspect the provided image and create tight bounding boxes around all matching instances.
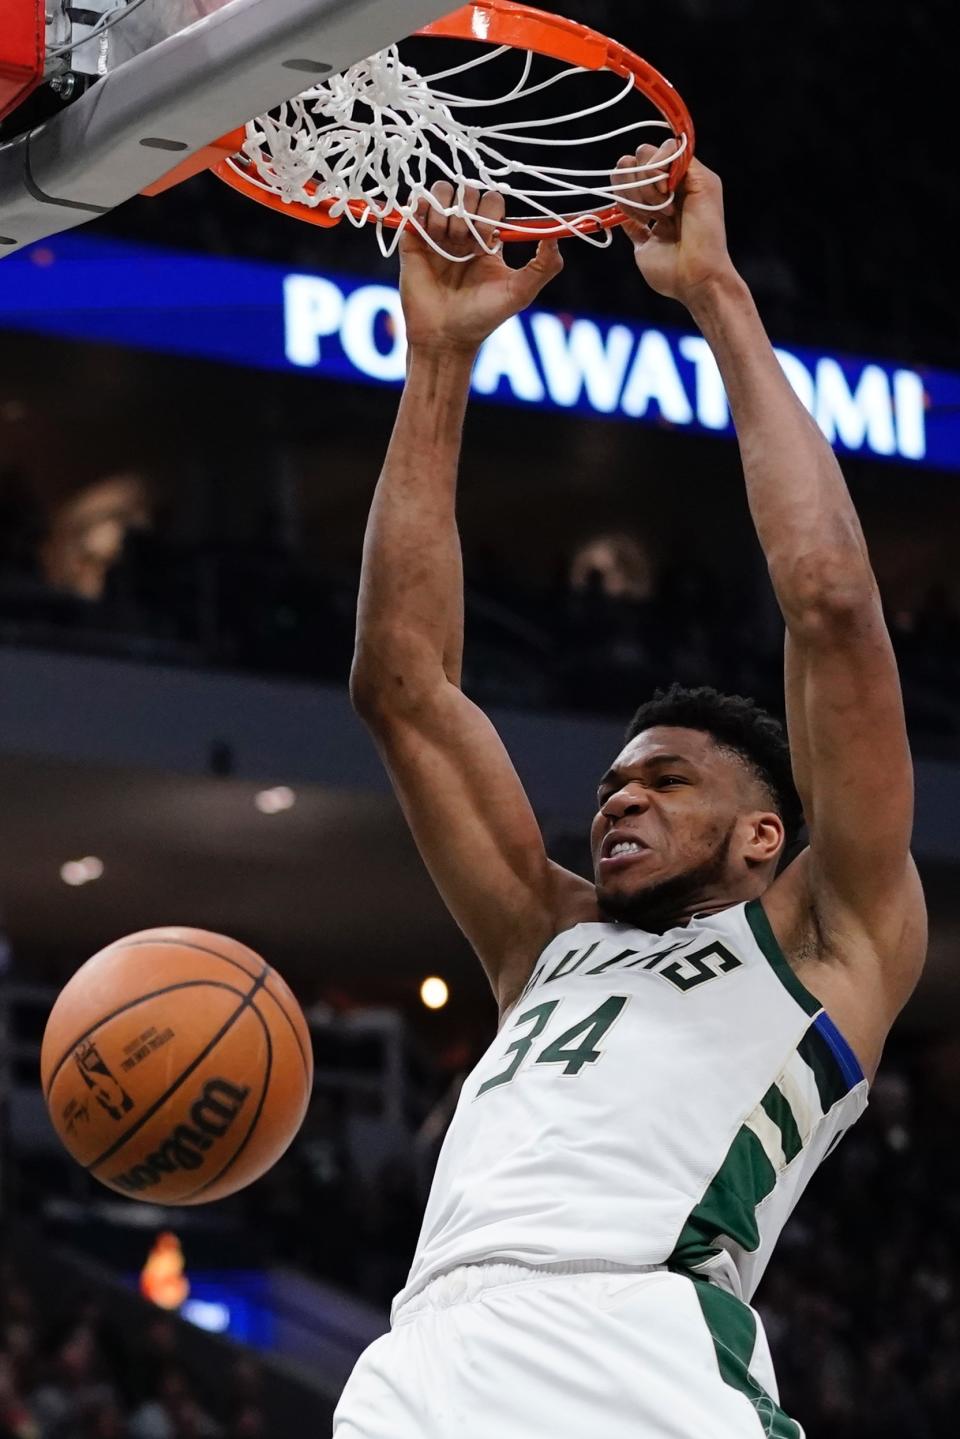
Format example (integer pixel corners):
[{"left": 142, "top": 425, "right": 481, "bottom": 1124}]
[{"left": 399, "top": 182, "right": 564, "bottom": 356}]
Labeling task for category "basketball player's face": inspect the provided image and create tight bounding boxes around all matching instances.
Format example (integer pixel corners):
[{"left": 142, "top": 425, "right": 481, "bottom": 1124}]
[{"left": 590, "top": 727, "right": 766, "bottom": 930}]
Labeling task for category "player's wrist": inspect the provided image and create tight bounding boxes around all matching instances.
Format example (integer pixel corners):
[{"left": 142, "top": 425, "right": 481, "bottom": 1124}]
[
  {"left": 682, "top": 266, "right": 751, "bottom": 325},
  {"left": 403, "top": 344, "right": 478, "bottom": 413},
  {"left": 407, "top": 337, "right": 482, "bottom": 366}
]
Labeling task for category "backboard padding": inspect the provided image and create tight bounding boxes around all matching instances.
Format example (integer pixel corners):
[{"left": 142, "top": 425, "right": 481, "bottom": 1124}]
[
  {"left": 0, "top": 0, "right": 455, "bottom": 254},
  {"left": 0, "top": 0, "right": 45, "bottom": 123}
]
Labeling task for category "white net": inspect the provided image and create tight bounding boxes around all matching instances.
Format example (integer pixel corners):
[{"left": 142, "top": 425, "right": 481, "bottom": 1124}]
[{"left": 226, "top": 41, "right": 688, "bottom": 261}]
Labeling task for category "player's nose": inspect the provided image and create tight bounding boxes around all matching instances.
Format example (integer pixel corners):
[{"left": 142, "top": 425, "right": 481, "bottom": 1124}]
[{"left": 601, "top": 787, "right": 651, "bottom": 820}]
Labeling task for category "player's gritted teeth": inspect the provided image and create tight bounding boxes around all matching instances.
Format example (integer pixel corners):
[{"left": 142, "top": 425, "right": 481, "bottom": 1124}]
[{"left": 599, "top": 829, "right": 651, "bottom": 873}]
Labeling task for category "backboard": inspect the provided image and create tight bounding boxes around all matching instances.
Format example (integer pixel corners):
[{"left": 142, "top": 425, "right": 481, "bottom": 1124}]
[{"left": 0, "top": 1, "right": 456, "bottom": 255}]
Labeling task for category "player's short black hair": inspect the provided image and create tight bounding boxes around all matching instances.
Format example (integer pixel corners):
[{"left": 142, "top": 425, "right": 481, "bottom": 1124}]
[{"left": 624, "top": 684, "right": 804, "bottom": 851}]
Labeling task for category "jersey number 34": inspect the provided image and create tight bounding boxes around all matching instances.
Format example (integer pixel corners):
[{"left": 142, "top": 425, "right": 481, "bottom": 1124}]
[{"left": 477, "top": 997, "right": 629, "bottom": 1098}]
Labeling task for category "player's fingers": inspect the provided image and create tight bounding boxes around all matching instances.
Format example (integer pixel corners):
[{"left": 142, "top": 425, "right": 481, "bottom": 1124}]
[
  {"left": 613, "top": 144, "right": 668, "bottom": 219},
  {"left": 515, "top": 238, "right": 565, "bottom": 301},
  {"left": 668, "top": 159, "right": 722, "bottom": 231},
  {"left": 621, "top": 217, "right": 653, "bottom": 251},
  {"left": 647, "top": 138, "right": 680, "bottom": 213},
  {"left": 650, "top": 214, "right": 679, "bottom": 245},
  {"left": 425, "top": 181, "right": 456, "bottom": 246},
  {"left": 399, "top": 195, "right": 432, "bottom": 256},
  {"left": 448, "top": 185, "right": 484, "bottom": 256},
  {"left": 683, "top": 157, "right": 722, "bottom": 194},
  {"left": 461, "top": 185, "right": 484, "bottom": 216},
  {"left": 630, "top": 142, "right": 661, "bottom": 167},
  {"left": 612, "top": 144, "right": 658, "bottom": 190},
  {"left": 478, "top": 189, "right": 507, "bottom": 242}
]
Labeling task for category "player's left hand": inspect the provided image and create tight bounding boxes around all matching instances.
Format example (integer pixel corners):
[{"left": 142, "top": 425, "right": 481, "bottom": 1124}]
[{"left": 614, "top": 145, "right": 739, "bottom": 309}]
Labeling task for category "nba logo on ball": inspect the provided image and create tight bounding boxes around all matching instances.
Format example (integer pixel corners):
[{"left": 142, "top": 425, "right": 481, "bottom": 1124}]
[
  {"left": 73, "top": 1039, "right": 135, "bottom": 1122},
  {"left": 41, "top": 928, "right": 313, "bottom": 1206}
]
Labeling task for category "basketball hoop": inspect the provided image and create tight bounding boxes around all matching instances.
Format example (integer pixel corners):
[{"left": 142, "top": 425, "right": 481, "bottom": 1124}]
[{"left": 206, "top": 0, "right": 695, "bottom": 263}]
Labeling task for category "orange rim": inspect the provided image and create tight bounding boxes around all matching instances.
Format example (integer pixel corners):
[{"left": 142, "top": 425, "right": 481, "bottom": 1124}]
[{"left": 209, "top": 0, "right": 695, "bottom": 240}]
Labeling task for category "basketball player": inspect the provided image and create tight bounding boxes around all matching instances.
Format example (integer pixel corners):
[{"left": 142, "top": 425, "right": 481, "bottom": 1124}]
[{"left": 338, "top": 143, "right": 927, "bottom": 1438}]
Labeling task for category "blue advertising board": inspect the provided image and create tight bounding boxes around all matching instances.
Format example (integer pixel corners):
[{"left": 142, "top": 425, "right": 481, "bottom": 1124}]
[{"left": 0, "top": 233, "right": 956, "bottom": 470}]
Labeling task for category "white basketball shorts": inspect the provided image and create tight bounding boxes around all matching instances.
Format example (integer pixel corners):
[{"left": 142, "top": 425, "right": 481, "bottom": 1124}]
[{"left": 332, "top": 1260, "right": 805, "bottom": 1439}]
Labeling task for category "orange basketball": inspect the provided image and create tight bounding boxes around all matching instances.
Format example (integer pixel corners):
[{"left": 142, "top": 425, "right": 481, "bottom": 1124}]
[{"left": 40, "top": 928, "right": 313, "bottom": 1206}]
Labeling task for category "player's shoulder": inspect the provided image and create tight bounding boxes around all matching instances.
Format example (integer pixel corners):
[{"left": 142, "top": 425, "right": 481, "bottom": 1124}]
[
  {"left": 761, "top": 847, "right": 927, "bottom": 1079},
  {"left": 548, "top": 862, "right": 600, "bottom": 931},
  {"left": 764, "top": 847, "right": 926, "bottom": 967},
  {"left": 496, "top": 865, "right": 598, "bottom": 1022}
]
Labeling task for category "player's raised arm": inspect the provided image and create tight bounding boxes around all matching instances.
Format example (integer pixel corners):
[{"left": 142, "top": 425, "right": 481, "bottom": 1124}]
[
  {"left": 617, "top": 146, "right": 926, "bottom": 1037},
  {"left": 350, "top": 186, "right": 578, "bottom": 1010}
]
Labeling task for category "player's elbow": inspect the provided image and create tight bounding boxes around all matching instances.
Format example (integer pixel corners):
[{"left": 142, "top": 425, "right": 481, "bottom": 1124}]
[
  {"left": 773, "top": 548, "right": 880, "bottom": 641},
  {"left": 349, "top": 662, "right": 381, "bottom": 720},
  {"left": 350, "top": 635, "right": 445, "bottom": 723},
  {"left": 349, "top": 659, "right": 404, "bottom": 723}
]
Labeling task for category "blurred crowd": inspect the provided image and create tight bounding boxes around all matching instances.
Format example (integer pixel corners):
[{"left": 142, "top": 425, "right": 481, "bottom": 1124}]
[
  {"left": 2, "top": 474, "right": 959, "bottom": 755},
  {"left": 244, "top": 1090, "right": 442, "bottom": 1311},
  {"left": 0, "top": 1271, "right": 267, "bottom": 1439},
  {"left": 767, "top": 1054, "right": 960, "bottom": 1439}
]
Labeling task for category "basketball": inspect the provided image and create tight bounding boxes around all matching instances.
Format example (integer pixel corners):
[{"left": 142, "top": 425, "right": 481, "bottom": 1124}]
[{"left": 40, "top": 928, "right": 313, "bottom": 1206}]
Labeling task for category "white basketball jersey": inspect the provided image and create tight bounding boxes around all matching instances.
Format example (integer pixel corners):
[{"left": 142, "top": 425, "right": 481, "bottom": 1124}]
[{"left": 394, "top": 900, "right": 867, "bottom": 1318}]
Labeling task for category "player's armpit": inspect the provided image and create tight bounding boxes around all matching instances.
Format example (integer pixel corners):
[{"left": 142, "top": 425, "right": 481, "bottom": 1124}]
[
  {"left": 782, "top": 587, "right": 926, "bottom": 1008},
  {"left": 357, "top": 679, "right": 577, "bottom": 1006}
]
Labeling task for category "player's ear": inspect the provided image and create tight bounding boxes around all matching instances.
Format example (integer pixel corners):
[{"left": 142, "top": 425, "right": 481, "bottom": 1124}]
[{"left": 746, "top": 812, "right": 785, "bottom": 867}]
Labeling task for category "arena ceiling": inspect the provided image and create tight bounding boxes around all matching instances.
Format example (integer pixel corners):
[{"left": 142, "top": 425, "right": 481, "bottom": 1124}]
[{"left": 0, "top": 753, "right": 493, "bottom": 1041}]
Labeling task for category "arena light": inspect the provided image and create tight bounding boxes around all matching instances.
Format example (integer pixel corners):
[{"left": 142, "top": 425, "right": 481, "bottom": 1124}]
[
  {"left": 420, "top": 977, "right": 449, "bottom": 1011},
  {"left": 60, "top": 856, "right": 104, "bottom": 887},
  {"left": 140, "top": 1231, "right": 190, "bottom": 1312},
  {"left": 255, "top": 786, "right": 296, "bottom": 815}
]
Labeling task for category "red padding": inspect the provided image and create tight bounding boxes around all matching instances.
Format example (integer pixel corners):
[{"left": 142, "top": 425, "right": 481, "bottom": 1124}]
[{"left": 0, "top": 0, "right": 46, "bottom": 124}]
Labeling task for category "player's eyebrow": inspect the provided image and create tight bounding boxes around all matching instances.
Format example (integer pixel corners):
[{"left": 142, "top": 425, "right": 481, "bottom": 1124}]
[
  {"left": 597, "top": 766, "right": 623, "bottom": 794},
  {"left": 596, "top": 754, "right": 692, "bottom": 792}
]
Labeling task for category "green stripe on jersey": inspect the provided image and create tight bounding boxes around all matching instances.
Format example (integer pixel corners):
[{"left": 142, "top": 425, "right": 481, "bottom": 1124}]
[
  {"left": 672, "top": 1075, "right": 808, "bottom": 1272},
  {"left": 672, "top": 1124, "right": 777, "bottom": 1270},
  {"left": 745, "top": 900, "right": 821, "bottom": 1018},
  {"left": 797, "top": 1025, "right": 851, "bottom": 1112},
  {"left": 761, "top": 1085, "right": 804, "bottom": 1165},
  {"left": 692, "top": 1277, "right": 805, "bottom": 1439}
]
